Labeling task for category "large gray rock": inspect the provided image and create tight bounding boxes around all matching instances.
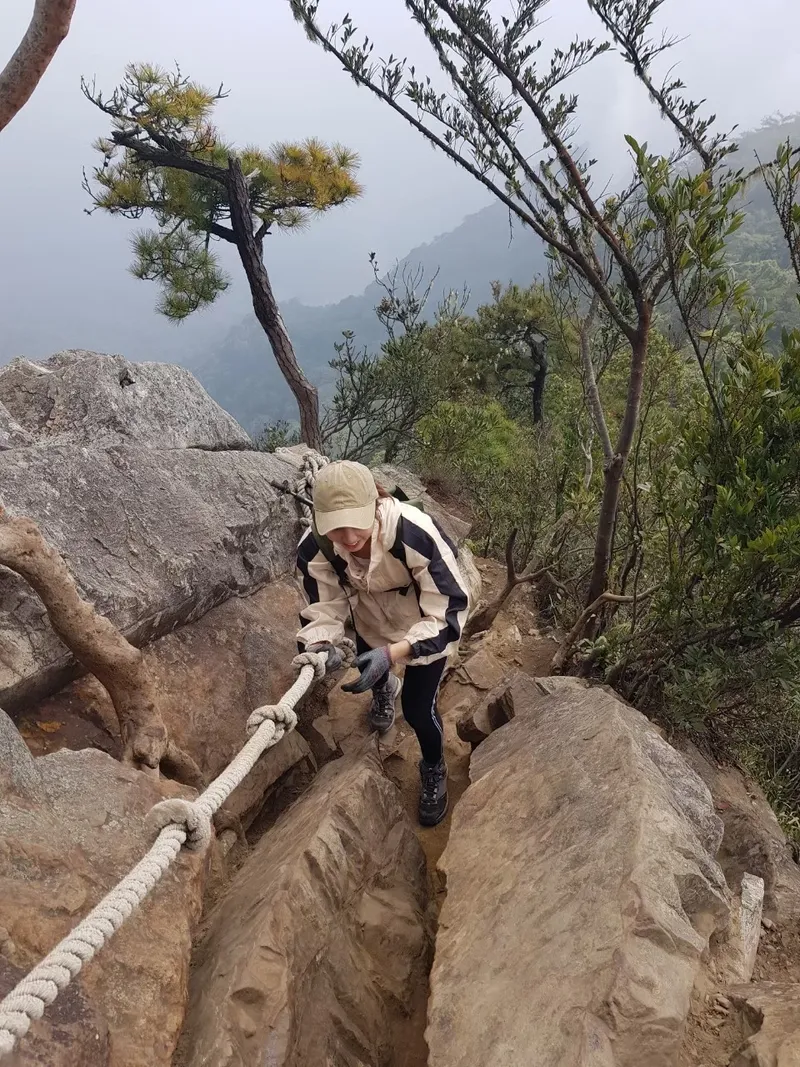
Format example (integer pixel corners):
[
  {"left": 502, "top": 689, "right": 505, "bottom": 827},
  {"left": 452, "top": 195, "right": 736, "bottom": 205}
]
[
  {"left": 179, "top": 739, "right": 431, "bottom": 1066},
  {"left": 427, "top": 677, "right": 730, "bottom": 1067},
  {"left": 0, "top": 401, "right": 32, "bottom": 451},
  {"left": 0, "top": 709, "right": 206, "bottom": 1067},
  {"left": 680, "top": 742, "right": 800, "bottom": 926},
  {"left": 23, "top": 581, "right": 320, "bottom": 826},
  {"left": 0, "top": 351, "right": 251, "bottom": 451},
  {"left": 0, "top": 444, "right": 302, "bottom": 707},
  {"left": 0, "top": 701, "right": 42, "bottom": 800}
]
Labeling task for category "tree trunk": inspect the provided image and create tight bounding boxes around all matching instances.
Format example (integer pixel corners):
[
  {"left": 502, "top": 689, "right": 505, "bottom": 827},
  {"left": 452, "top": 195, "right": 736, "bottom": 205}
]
[
  {"left": 0, "top": 0, "right": 77, "bottom": 133},
  {"left": 463, "top": 529, "right": 548, "bottom": 639},
  {"left": 584, "top": 316, "right": 650, "bottom": 607},
  {"left": 531, "top": 358, "right": 547, "bottom": 424},
  {"left": 227, "top": 157, "right": 322, "bottom": 450},
  {"left": 0, "top": 510, "right": 169, "bottom": 768},
  {"left": 584, "top": 456, "right": 625, "bottom": 606},
  {"left": 528, "top": 333, "right": 548, "bottom": 425},
  {"left": 0, "top": 509, "right": 211, "bottom": 791}
]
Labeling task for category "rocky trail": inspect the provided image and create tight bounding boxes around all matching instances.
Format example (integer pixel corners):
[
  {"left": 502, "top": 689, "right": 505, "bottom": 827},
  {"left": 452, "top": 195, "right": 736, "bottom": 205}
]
[{"left": 3, "top": 352, "right": 800, "bottom": 1066}]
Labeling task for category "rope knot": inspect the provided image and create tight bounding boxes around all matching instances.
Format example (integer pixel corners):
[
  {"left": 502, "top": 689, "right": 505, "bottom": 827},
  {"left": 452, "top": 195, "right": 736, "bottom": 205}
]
[
  {"left": 146, "top": 798, "right": 212, "bottom": 852},
  {"left": 246, "top": 702, "right": 298, "bottom": 739},
  {"left": 292, "top": 649, "right": 327, "bottom": 679},
  {"left": 339, "top": 637, "right": 357, "bottom": 667}
]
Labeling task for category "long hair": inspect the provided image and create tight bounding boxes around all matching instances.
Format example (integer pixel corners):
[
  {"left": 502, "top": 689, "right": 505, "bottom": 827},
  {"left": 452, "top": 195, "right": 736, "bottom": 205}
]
[{"left": 375, "top": 482, "right": 392, "bottom": 499}]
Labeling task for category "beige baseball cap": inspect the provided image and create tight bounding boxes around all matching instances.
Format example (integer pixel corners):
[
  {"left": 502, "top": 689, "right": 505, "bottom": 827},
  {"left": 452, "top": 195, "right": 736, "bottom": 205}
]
[{"left": 313, "top": 460, "right": 378, "bottom": 535}]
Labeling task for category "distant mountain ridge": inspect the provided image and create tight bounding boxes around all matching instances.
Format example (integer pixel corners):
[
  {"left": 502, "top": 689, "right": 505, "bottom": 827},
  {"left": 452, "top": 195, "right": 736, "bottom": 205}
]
[
  {"left": 190, "top": 116, "right": 800, "bottom": 434},
  {"left": 190, "top": 200, "right": 550, "bottom": 432}
]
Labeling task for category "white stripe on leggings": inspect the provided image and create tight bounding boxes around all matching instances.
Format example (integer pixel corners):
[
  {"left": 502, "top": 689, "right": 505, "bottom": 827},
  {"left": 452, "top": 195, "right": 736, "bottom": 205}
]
[{"left": 428, "top": 673, "right": 444, "bottom": 741}]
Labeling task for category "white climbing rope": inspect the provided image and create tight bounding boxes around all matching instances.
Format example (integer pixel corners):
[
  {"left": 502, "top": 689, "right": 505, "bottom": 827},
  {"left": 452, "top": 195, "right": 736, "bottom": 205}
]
[
  {"left": 0, "top": 639, "right": 355, "bottom": 1059},
  {"left": 276, "top": 447, "right": 330, "bottom": 527}
]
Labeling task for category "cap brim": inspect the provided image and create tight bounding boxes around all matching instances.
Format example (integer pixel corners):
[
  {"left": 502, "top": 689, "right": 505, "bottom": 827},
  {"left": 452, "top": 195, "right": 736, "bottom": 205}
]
[{"left": 315, "top": 502, "right": 377, "bottom": 536}]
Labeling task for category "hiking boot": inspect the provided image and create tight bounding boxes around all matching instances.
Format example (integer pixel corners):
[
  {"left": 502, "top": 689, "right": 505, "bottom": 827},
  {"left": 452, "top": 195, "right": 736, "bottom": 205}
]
[
  {"left": 368, "top": 672, "right": 401, "bottom": 733},
  {"left": 419, "top": 758, "right": 448, "bottom": 827}
]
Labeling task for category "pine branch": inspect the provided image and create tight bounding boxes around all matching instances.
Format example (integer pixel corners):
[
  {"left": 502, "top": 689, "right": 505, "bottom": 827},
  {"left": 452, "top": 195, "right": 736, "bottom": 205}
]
[{"left": 110, "top": 130, "right": 229, "bottom": 184}]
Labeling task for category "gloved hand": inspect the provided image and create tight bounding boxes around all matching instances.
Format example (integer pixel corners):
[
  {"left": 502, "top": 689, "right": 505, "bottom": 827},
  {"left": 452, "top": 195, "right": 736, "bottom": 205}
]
[
  {"left": 341, "top": 647, "right": 393, "bottom": 694},
  {"left": 306, "top": 642, "right": 344, "bottom": 674}
]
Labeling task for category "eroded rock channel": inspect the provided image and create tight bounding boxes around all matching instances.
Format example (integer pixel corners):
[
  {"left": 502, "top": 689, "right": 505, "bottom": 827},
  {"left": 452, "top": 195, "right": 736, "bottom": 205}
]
[{"left": 2, "top": 353, "right": 800, "bottom": 1067}]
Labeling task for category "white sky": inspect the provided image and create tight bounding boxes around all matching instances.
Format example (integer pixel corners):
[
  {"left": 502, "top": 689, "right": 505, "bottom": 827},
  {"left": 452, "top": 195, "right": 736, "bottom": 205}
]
[{"left": 0, "top": 0, "right": 797, "bottom": 360}]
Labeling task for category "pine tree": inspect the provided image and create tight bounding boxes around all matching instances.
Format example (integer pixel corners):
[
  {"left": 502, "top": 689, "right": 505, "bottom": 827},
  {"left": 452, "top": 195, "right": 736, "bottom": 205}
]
[{"left": 84, "top": 63, "right": 362, "bottom": 447}]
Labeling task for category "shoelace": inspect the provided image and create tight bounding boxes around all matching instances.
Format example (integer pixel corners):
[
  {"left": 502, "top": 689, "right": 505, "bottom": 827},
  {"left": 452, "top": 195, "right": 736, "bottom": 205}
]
[
  {"left": 421, "top": 766, "right": 444, "bottom": 801},
  {"left": 373, "top": 683, "right": 395, "bottom": 716}
]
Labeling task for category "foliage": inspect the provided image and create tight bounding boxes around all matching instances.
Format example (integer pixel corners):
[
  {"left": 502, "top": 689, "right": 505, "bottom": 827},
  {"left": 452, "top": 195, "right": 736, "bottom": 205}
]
[
  {"left": 321, "top": 263, "right": 470, "bottom": 462},
  {"left": 253, "top": 420, "right": 300, "bottom": 452},
  {"left": 315, "top": 119, "right": 800, "bottom": 828},
  {"left": 84, "top": 63, "right": 361, "bottom": 320},
  {"left": 291, "top": 0, "right": 745, "bottom": 606},
  {"left": 759, "top": 136, "right": 800, "bottom": 287}
]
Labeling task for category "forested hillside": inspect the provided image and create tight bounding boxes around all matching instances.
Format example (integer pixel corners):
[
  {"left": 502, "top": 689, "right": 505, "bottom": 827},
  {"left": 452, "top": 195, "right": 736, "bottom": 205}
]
[
  {"left": 191, "top": 116, "right": 800, "bottom": 433},
  {"left": 190, "top": 199, "right": 550, "bottom": 430}
]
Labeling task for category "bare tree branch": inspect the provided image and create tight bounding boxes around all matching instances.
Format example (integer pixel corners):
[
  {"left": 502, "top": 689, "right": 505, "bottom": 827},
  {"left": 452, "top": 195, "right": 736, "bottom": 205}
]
[{"left": 551, "top": 584, "right": 659, "bottom": 673}]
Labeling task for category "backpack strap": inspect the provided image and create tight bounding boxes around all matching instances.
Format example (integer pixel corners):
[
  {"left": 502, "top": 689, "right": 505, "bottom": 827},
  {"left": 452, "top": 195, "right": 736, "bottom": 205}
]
[{"left": 309, "top": 522, "right": 357, "bottom": 633}]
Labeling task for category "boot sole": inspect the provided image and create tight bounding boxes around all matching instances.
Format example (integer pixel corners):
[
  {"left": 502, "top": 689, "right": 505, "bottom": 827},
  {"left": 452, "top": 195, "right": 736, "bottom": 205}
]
[
  {"left": 419, "top": 798, "right": 449, "bottom": 827},
  {"left": 369, "top": 716, "right": 396, "bottom": 735}
]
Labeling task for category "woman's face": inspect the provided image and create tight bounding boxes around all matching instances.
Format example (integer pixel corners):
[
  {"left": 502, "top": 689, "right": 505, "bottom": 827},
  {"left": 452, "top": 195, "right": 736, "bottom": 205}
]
[{"left": 327, "top": 525, "right": 373, "bottom": 554}]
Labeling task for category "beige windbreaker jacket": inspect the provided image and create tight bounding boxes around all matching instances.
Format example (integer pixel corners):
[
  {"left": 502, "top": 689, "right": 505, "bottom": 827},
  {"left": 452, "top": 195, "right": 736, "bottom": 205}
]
[{"left": 296, "top": 496, "right": 470, "bottom": 665}]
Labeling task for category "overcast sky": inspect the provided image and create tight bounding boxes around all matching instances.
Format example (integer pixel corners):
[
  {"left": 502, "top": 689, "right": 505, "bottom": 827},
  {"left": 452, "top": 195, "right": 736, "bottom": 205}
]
[{"left": 0, "top": 0, "right": 797, "bottom": 362}]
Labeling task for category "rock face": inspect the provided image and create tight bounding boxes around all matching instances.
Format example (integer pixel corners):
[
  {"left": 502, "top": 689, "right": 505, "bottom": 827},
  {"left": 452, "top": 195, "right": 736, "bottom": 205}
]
[
  {"left": 728, "top": 982, "right": 800, "bottom": 1066},
  {"left": 0, "top": 443, "right": 303, "bottom": 708},
  {"left": 427, "top": 677, "right": 730, "bottom": 1067},
  {"left": 681, "top": 743, "right": 800, "bottom": 926},
  {"left": 179, "top": 739, "right": 431, "bottom": 1067},
  {"left": 0, "top": 401, "right": 32, "bottom": 450},
  {"left": 0, "top": 351, "right": 251, "bottom": 451},
  {"left": 0, "top": 957, "right": 110, "bottom": 1066},
  {"left": 0, "top": 708, "right": 206, "bottom": 1067},
  {"left": 0, "top": 394, "right": 477, "bottom": 715},
  {"left": 20, "top": 580, "right": 318, "bottom": 826}
]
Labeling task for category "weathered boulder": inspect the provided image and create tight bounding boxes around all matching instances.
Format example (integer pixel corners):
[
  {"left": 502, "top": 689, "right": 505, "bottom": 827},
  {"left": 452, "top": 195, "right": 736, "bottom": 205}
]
[
  {"left": 0, "top": 708, "right": 207, "bottom": 1067},
  {"left": 0, "top": 401, "right": 32, "bottom": 451},
  {"left": 728, "top": 982, "right": 800, "bottom": 1066},
  {"left": 0, "top": 444, "right": 302, "bottom": 708},
  {"left": 680, "top": 742, "right": 800, "bottom": 926},
  {"left": 427, "top": 677, "right": 730, "bottom": 1067},
  {"left": 179, "top": 738, "right": 431, "bottom": 1067},
  {"left": 19, "top": 580, "right": 319, "bottom": 825},
  {"left": 720, "top": 872, "right": 766, "bottom": 985},
  {"left": 0, "top": 351, "right": 251, "bottom": 451},
  {"left": 372, "top": 463, "right": 470, "bottom": 543},
  {"left": 455, "top": 676, "right": 513, "bottom": 748},
  {"left": 0, "top": 957, "right": 110, "bottom": 1066}
]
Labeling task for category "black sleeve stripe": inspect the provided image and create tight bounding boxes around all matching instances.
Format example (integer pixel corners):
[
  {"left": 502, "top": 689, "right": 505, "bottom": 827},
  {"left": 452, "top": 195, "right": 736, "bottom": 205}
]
[
  {"left": 431, "top": 516, "right": 459, "bottom": 557},
  {"left": 297, "top": 530, "right": 349, "bottom": 603},
  {"left": 394, "top": 514, "right": 468, "bottom": 658}
]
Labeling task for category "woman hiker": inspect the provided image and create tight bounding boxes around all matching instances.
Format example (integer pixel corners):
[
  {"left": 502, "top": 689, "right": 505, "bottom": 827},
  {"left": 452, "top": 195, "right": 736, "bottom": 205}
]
[{"left": 296, "top": 460, "right": 470, "bottom": 827}]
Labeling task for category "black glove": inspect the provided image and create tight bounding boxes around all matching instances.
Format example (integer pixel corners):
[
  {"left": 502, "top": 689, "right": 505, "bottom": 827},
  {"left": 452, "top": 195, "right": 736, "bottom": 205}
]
[
  {"left": 307, "top": 642, "right": 344, "bottom": 674},
  {"left": 341, "top": 647, "right": 393, "bottom": 694}
]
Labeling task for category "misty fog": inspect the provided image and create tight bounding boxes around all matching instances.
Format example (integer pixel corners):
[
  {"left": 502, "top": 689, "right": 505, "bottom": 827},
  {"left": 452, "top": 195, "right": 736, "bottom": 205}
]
[{"left": 0, "top": 0, "right": 797, "bottom": 367}]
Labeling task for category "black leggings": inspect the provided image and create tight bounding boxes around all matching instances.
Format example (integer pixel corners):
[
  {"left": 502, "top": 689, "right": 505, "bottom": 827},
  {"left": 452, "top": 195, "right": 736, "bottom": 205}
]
[{"left": 356, "top": 635, "right": 446, "bottom": 765}]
